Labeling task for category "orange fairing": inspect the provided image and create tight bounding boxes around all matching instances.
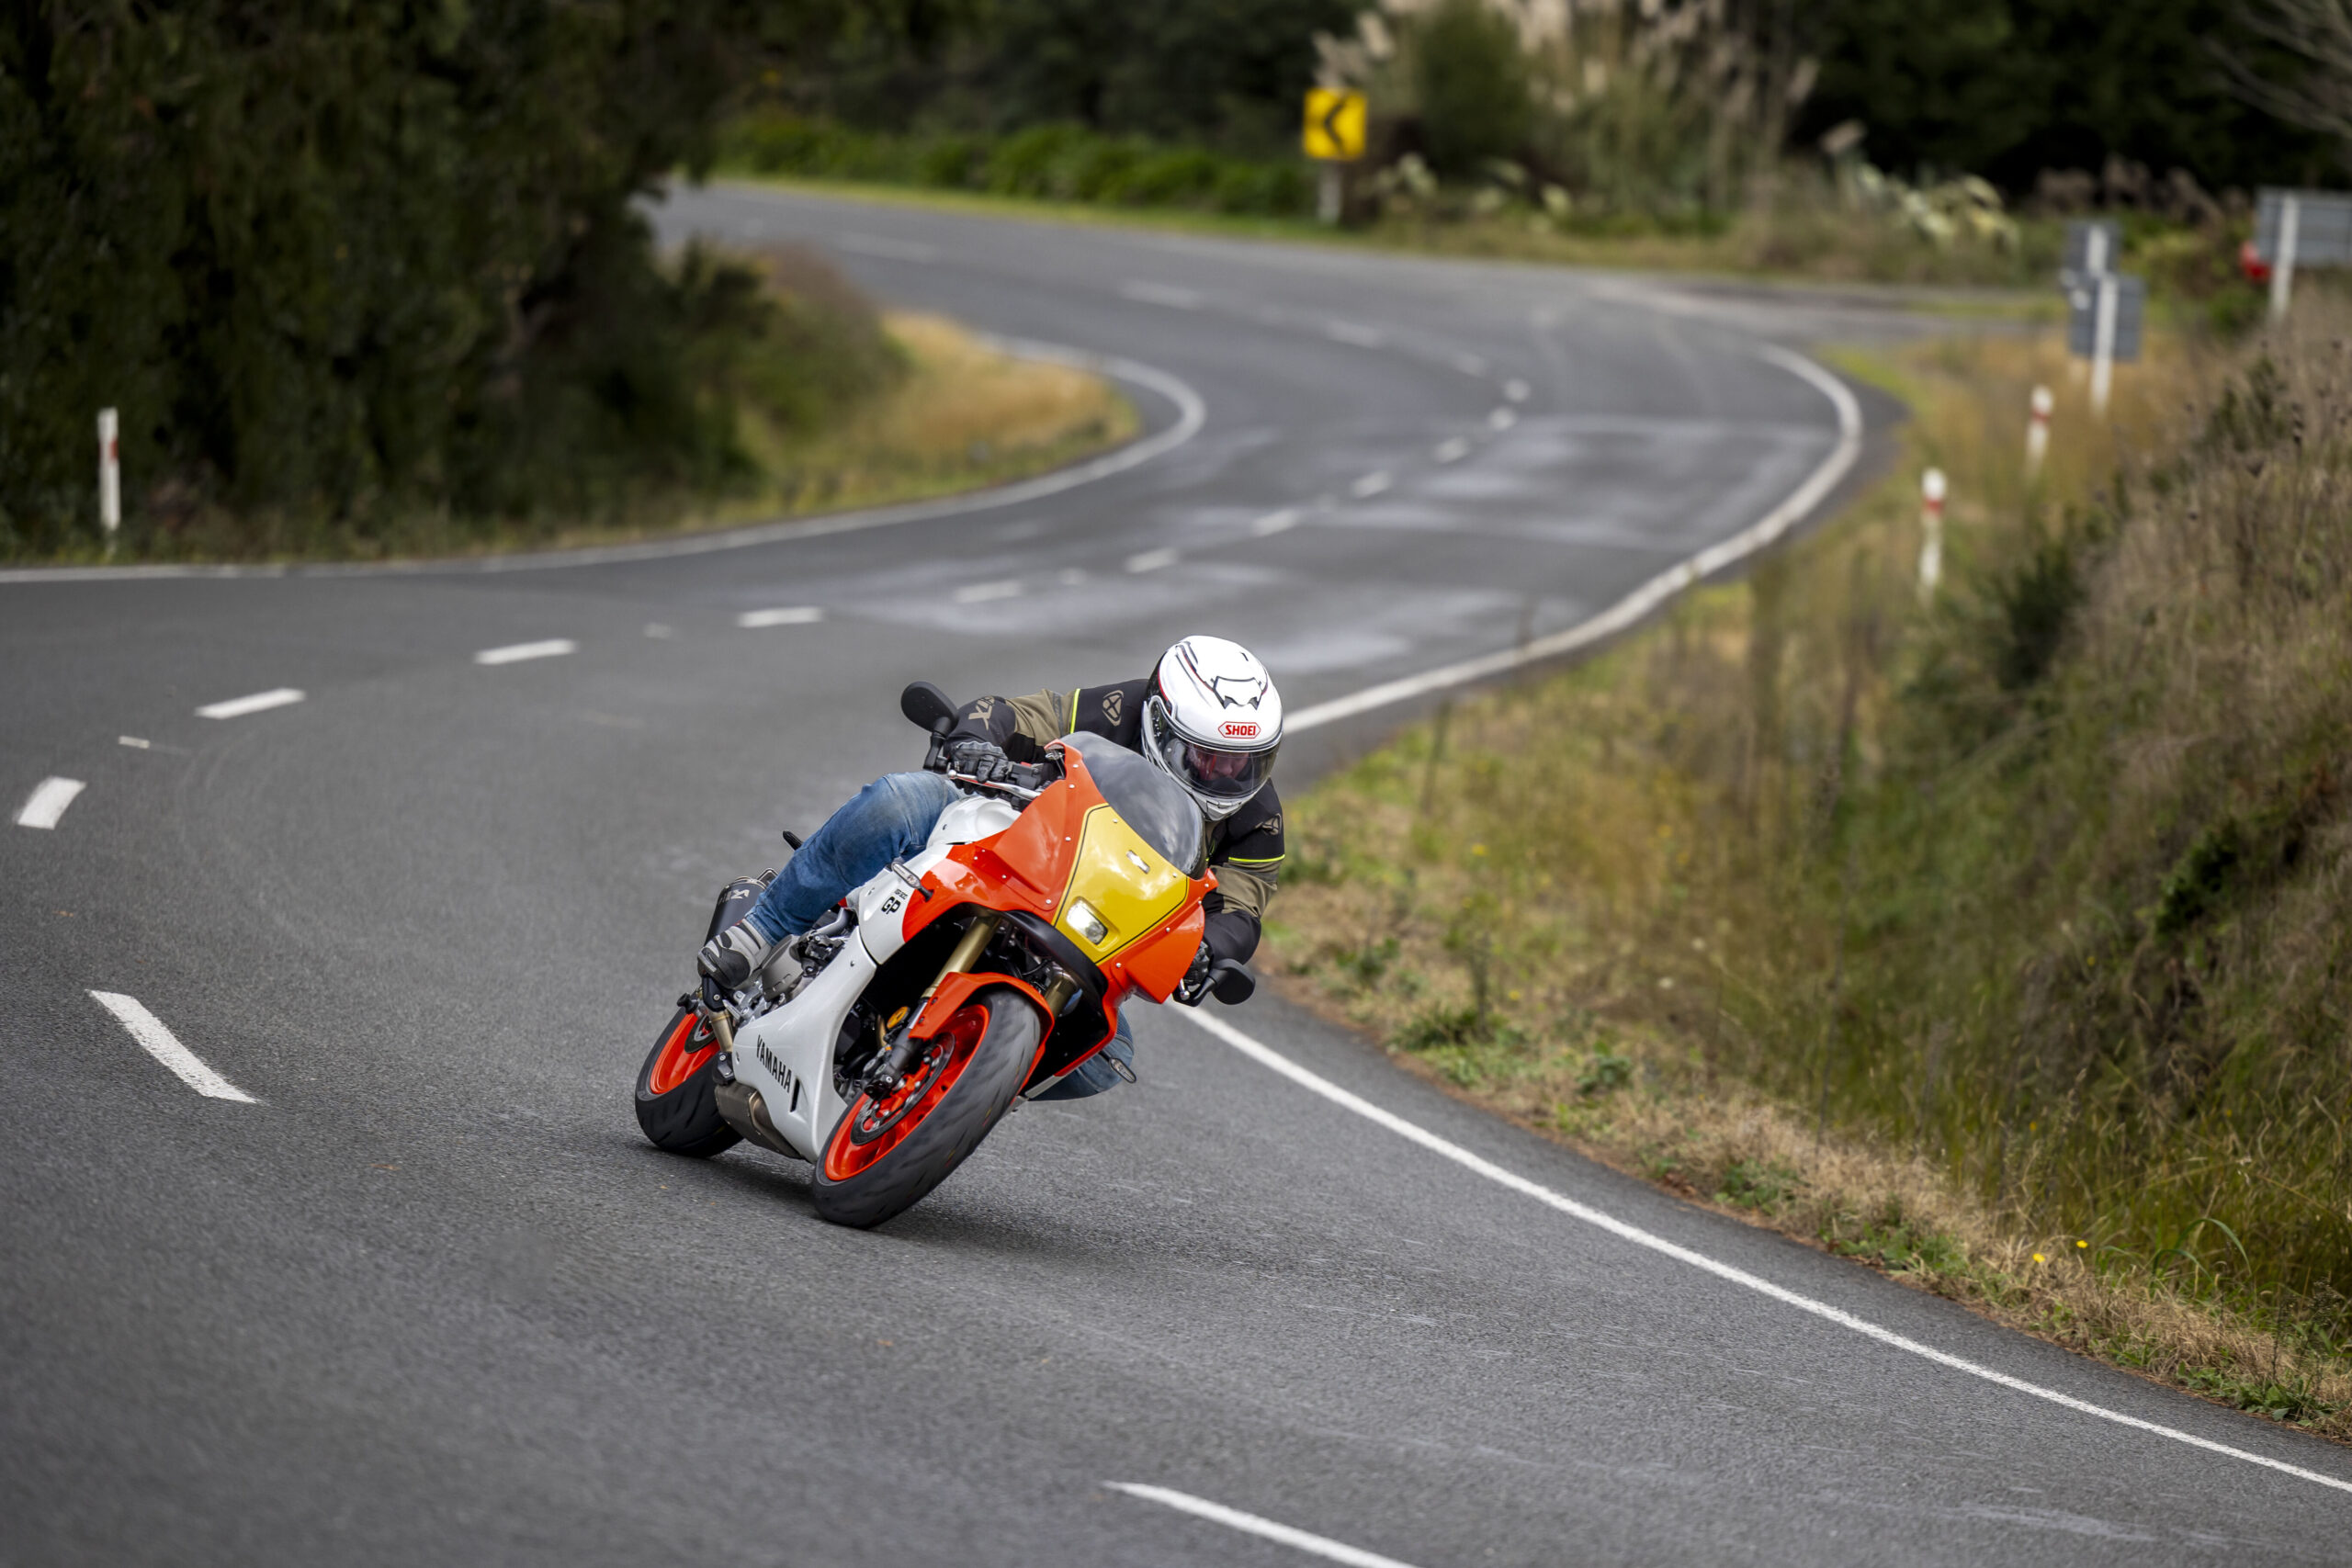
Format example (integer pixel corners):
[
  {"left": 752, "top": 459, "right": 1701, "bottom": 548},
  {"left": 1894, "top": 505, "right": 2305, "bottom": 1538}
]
[
  {"left": 897, "top": 741, "right": 1213, "bottom": 1008},
  {"left": 908, "top": 971, "right": 1052, "bottom": 1045}
]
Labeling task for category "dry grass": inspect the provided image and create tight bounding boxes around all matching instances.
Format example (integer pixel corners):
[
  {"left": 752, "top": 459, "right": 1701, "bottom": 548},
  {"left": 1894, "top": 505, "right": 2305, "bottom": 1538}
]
[{"left": 1268, "top": 298, "right": 2352, "bottom": 1440}]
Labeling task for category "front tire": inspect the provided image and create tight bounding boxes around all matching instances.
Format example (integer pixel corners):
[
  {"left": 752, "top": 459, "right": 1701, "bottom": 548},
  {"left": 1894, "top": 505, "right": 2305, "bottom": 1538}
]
[
  {"left": 635, "top": 1008, "right": 741, "bottom": 1157},
  {"left": 811, "top": 989, "right": 1040, "bottom": 1229}
]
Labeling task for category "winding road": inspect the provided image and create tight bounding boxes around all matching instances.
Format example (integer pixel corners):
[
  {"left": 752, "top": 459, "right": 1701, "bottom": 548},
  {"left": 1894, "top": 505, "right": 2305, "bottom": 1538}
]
[{"left": 5, "top": 184, "right": 2344, "bottom": 1566}]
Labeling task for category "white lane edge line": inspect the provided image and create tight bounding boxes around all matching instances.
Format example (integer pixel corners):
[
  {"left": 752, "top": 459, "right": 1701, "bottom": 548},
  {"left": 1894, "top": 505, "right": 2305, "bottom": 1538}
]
[
  {"left": 1287, "top": 345, "right": 1863, "bottom": 733},
  {"left": 15, "top": 777, "right": 85, "bottom": 829},
  {"left": 88, "top": 991, "right": 256, "bottom": 1103},
  {"left": 1104, "top": 1483, "right": 1422, "bottom": 1568},
  {"left": 1174, "top": 1008, "right": 2352, "bottom": 1497},
  {"left": 1, "top": 341, "right": 1207, "bottom": 582},
  {"left": 195, "top": 687, "right": 306, "bottom": 720},
  {"left": 738, "top": 606, "right": 824, "bottom": 628},
  {"left": 1125, "top": 547, "right": 1180, "bottom": 573},
  {"left": 474, "top": 638, "right": 577, "bottom": 665}
]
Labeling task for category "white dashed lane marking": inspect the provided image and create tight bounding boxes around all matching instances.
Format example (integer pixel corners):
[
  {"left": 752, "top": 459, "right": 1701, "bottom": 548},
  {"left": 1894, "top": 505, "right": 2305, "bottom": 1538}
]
[
  {"left": 1250, "top": 508, "right": 1301, "bottom": 537},
  {"left": 88, "top": 991, "right": 256, "bottom": 1103},
  {"left": 474, "top": 639, "right": 576, "bottom": 666},
  {"left": 1125, "top": 548, "right": 1179, "bottom": 573},
  {"left": 1432, "top": 437, "right": 1471, "bottom": 464},
  {"left": 15, "top": 777, "right": 85, "bottom": 829},
  {"left": 1451, "top": 352, "right": 1488, "bottom": 376},
  {"left": 1322, "top": 320, "right": 1385, "bottom": 347},
  {"left": 738, "top": 606, "right": 824, "bottom": 628},
  {"left": 1349, "top": 471, "right": 1393, "bottom": 499},
  {"left": 954, "top": 580, "right": 1023, "bottom": 604},
  {"left": 1118, "top": 280, "right": 1203, "bottom": 310},
  {"left": 196, "top": 688, "right": 305, "bottom": 720},
  {"left": 834, "top": 232, "right": 937, "bottom": 264},
  {"left": 1487, "top": 407, "right": 1518, "bottom": 431},
  {"left": 1105, "top": 1484, "right": 1420, "bottom": 1568},
  {"left": 119, "top": 736, "right": 150, "bottom": 750},
  {"left": 1504, "top": 378, "right": 1530, "bottom": 403}
]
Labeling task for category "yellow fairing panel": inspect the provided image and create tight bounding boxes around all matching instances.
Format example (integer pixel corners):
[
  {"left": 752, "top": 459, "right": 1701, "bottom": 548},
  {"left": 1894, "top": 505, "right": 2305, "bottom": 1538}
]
[{"left": 1055, "top": 804, "right": 1189, "bottom": 961}]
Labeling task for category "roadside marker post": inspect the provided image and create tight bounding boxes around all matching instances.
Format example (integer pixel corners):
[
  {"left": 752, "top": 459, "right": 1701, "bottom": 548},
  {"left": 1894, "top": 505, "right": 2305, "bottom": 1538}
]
[
  {"left": 2255, "top": 187, "right": 2352, "bottom": 322},
  {"left": 2026, "top": 385, "right": 2052, "bottom": 479},
  {"left": 1918, "top": 468, "right": 1946, "bottom": 603},
  {"left": 1302, "top": 87, "right": 1366, "bottom": 226},
  {"left": 96, "top": 408, "right": 120, "bottom": 556}
]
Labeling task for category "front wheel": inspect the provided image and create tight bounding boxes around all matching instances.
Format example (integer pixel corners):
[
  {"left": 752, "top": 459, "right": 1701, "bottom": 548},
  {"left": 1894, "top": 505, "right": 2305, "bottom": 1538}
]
[
  {"left": 811, "top": 989, "right": 1040, "bottom": 1228},
  {"left": 634, "top": 1008, "right": 741, "bottom": 1157}
]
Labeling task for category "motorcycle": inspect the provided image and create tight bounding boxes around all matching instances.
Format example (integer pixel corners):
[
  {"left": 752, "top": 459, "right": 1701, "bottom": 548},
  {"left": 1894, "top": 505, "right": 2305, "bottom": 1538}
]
[{"left": 631, "top": 681, "right": 1255, "bottom": 1227}]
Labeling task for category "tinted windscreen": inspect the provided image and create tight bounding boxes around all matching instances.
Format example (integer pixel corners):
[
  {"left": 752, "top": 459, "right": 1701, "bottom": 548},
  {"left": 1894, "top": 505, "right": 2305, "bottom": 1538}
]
[{"left": 1063, "top": 732, "right": 1207, "bottom": 876}]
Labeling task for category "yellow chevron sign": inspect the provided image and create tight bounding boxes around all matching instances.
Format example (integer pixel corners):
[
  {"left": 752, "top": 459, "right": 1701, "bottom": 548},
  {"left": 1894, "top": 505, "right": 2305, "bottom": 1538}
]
[{"left": 1302, "top": 88, "right": 1366, "bottom": 161}]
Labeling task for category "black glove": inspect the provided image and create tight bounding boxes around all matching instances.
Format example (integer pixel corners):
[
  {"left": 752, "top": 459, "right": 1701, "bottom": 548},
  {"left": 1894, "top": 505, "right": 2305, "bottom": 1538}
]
[
  {"left": 1175, "top": 940, "right": 1215, "bottom": 1007},
  {"left": 944, "top": 739, "right": 1012, "bottom": 784}
]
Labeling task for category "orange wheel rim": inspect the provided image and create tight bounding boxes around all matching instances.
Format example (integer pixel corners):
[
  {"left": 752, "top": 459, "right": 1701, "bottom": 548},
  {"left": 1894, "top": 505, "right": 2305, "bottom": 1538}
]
[
  {"left": 647, "top": 1011, "right": 718, "bottom": 1097},
  {"left": 822, "top": 1003, "right": 989, "bottom": 1182}
]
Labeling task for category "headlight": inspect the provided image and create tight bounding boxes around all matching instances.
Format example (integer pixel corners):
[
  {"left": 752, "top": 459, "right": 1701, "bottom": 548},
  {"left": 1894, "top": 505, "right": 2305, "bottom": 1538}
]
[{"left": 1066, "top": 898, "right": 1111, "bottom": 947}]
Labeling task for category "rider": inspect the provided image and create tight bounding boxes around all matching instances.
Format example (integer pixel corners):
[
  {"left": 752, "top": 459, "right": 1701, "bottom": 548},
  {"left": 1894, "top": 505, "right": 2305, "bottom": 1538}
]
[{"left": 696, "top": 635, "right": 1285, "bottom": 1099}]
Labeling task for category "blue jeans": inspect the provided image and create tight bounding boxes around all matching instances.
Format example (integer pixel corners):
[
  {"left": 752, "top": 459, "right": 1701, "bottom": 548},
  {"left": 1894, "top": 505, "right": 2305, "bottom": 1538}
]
[{"left": 745, "top": 770, "right": 1134, "bottom": 1099}]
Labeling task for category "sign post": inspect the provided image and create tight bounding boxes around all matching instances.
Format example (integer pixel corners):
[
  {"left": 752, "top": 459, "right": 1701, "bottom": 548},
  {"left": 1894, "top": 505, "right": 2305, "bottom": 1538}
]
[
  {"left": 1302, "top": 87, "right": 1366, "bottom": 227},
  {"left": 2255, "top": 187, "right": 2352, "bottom": 321},
  {"left": 96, "top": 407, "right": 119, "bottom": 557},
  {"left": 2065, "top": 273, "right": 2143, "bottom": 419}
]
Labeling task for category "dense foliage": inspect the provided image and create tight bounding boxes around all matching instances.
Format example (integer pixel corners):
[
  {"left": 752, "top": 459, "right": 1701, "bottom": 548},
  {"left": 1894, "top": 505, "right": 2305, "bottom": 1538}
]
[{"left": 0, "top": 1, "right": 831, "bottom": 557}]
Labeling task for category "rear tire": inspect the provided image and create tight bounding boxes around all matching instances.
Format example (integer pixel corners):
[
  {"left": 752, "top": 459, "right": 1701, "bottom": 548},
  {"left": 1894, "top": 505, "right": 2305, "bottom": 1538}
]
[
  {"left": 811, "top": 990, "right": 1040, "bottom": 1229},
  {"left": 634, "top": 1008, "right": 741, "bottom": 1158}
]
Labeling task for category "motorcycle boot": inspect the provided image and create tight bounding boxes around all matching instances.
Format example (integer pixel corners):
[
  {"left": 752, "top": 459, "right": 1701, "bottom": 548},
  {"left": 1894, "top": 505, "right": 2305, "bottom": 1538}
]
[{"left": 697, "top": 920, "right": 775, "bottom": 991}]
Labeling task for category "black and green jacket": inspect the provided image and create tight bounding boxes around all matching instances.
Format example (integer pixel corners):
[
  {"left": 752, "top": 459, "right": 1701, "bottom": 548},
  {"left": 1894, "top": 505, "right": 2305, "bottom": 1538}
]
[{"left": 950, "top": 680, "right": 1283, "bottom": 964}]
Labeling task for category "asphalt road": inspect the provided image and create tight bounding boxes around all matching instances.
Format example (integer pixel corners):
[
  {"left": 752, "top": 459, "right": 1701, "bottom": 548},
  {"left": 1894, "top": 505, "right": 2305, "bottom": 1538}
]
[{"left": 4, "top": 185, "right": 2346, "bottom": 1567}]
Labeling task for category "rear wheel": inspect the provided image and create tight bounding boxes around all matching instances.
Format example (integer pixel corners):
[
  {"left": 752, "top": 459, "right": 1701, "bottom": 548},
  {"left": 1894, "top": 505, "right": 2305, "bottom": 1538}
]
[
  {"left": 811, "top": 990, "right": 1040, "bottom": 1229},
  {"left": 634, "top": 1008, "right": 741, "bottom": 1157}
]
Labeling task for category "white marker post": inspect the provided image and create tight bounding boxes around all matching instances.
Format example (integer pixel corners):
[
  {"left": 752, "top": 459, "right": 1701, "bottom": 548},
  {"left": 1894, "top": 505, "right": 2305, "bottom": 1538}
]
[
  {"left": 1918, "top": 468, "right": 1946, "bottom": 604},
  {"left": 2090, "top": 276, "right": 2119, "bottom": 418},
  {"left": 96, "top": 408, "right": 120, "bottom": 557},
  {"left": 2025, "top": 385, "right": 2052, "bottom": 479},
  {"left": 2271, "top": 193, "right": 2301, "bottom": 323}
]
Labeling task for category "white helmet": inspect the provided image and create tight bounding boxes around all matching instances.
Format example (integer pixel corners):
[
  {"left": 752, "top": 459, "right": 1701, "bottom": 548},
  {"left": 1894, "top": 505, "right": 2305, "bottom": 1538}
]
[{"left": 1141, "top": 636, "right": 1283, "bottom": 821}]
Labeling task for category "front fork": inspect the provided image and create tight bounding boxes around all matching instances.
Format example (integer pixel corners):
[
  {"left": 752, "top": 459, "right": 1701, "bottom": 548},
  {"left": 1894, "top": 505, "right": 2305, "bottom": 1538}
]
[{"left": 865, "top": 911, "right": 1001, "bottom": 1094}]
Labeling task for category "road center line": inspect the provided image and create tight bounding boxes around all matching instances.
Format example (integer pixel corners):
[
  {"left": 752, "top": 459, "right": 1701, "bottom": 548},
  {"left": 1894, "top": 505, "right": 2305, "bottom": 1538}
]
[
  {"left": 738, "top": 606, "right": 824, "bottom": 628},
  {"left": 474, "top": 638, "right": 576, "bottom": 665},
  {"left": 15, "top": 777, "right": 85, "bottom": 829},
  {"left": 1104, "top": 1483, "right": 1421, "bottom": 1568},
  {"left": 1432, "top": 437, "right": 1471, "bottom": 464},
  {"left": 1287, "top": 345, "right": 1864, "bottom": 733},
  {"left": 1176, "top": 1008, "right": 2352, "bottom": 1497},
  {"left": 1125, "top": 547, "right": 1179, "bottom": 573},
  {"left": 954, "top": 580, "right": 1023, "bottom": 604},
  {"left": 1451, "top": 352, "right": 1489, "bottom": 376},
  {"left": 1324, "top": 320, "right": 1386, "bottom": 347},
  {"left": 88, "top": 992, "right": 256, "bottom": 1103},
  {"left": 196, "top": 687, "right": 305, "bottom": 720},
  {"left": 1251, "top": 508, "right": 1301, "bottom": 537},
  {"left": 1503, "top": 378, "right": 1530, "bottom": 402},
  {"left": 1487, "top": 407, "right": 1518, "bottom": 431},
  {"left": 1350, "top": 471, "right": 1393, "bottom": 499}
]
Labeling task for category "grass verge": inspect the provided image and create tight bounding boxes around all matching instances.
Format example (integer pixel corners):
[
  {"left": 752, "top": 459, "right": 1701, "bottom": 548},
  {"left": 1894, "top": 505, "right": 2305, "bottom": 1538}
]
[{"left": 1266, "top": 305, "right": 2352, "bottom": 1442}]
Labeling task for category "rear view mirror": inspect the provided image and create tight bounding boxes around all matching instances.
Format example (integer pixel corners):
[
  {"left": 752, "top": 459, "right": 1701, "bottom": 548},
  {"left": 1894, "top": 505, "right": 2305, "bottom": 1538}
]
[{"left": 900, "top": 681, "right": 957, "bottom": 735}]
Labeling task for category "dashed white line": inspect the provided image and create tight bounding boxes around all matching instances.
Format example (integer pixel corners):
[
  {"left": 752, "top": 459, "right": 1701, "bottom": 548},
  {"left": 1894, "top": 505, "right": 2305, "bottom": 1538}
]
[
  {"left": 1503, "top": 378, "right": 1530, "bottom": 402},
  {"left": 1250, "top": 508, "right": 1301, "bottom": 537},
  {"left": 1125, "top": 547, "right": 1180, "bottom": 573},
  {"left": 1058, "top": 568, "right": 1090, "bottom": 586},
  {"left": 196, "top": 688, "right": 305, "bottom": 720},
  {"left": 1118, "top": 280, "right": 1203, "bottom": 310},
  {"left": 1487, "top": 407, "right": 1519, "bottom": 431},
  {"left": 1432, "top": 437, "right": 1471, "bottom": 464},
  {"left": 1349, "top": 471, "right": 1393, "bottom": 499},
  {"left": 1323, "top": 320, "right": 1385, "bottom": 347},
  {"left": 737, "top": 606, "right": 823, "bottom": 628},
  {"left": 1451, "top": 352, "right": 1488, "bottom": 376},
  {"left": 88, "top": 991, "right": 256, "bottom": 1103},
  {"left": 119, "top": 736, "right": 151, "bottom": 750},
  {"left": 474, "top": 638, "right": 576, "bottom": 666},
  {"left": 835, "top": 232, "right": 937, "bottom": 263},
  {"left": 15, "top": 777, "right": 85, "bottom": 829},
  {"left": 643, "top": 623, "right": 675, "bottom": 639},
  {"left": 1176, "top": 1007, "right": 2352, "bottom": 1498},
  {"left": 954, "top": 580, "right": 1023, "bottom": 604},
  {"left": 1105, "top": 1484, "right": 1420, "bottom": 1568}
]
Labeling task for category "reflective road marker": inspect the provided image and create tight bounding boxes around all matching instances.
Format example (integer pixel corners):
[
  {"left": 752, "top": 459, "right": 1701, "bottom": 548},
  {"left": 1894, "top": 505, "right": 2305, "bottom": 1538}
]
[
  {"left": 88, "top": 992, "right": 255, "bottom": 1103},
  {"left": 15, "top": 777, "right": 85, "bottom": 829},
  {"left": 1105, "top": 1484, "right": 1420, "bottom": 1568}
]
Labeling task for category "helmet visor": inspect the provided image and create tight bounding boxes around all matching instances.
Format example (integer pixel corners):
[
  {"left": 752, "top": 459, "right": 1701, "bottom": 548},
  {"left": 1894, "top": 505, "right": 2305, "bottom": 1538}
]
[{"left": 1153, "top": 727, "right": 1278, "bottom": 805}]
